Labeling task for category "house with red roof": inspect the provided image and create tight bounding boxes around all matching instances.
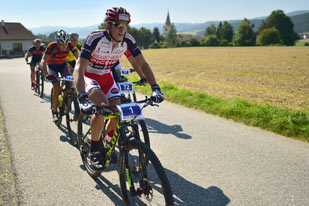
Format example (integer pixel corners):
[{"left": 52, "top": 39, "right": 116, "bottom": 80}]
[{"left": 0, "top": 20, "right": 35, "bottom": 57}]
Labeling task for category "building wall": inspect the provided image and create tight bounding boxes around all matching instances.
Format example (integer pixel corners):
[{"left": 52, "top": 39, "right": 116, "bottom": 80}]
[{"left": 0, "top": 40, "right": 33, "bottom": 56}]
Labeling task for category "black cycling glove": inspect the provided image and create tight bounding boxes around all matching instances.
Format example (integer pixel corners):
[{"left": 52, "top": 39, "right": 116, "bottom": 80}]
[
  {"left": 151, "top": 84, "right": 164, "bottom": 103},
  {"left": 78, "top": 93, "right": 97, "bottom": 114}
]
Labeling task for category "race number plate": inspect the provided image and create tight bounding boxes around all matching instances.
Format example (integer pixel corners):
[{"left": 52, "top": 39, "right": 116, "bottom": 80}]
[
  {"left": 121, "top": 69, "right": 130, "bottom": 76},
  {"left": 117, "top": 103, "right": 143, "bottom": 121},
  {"left": 63, "top": 75, "right": 74, "bottom": 82},
  {"left": 118, "top": 82, "right": 134, "bottom": 94}
]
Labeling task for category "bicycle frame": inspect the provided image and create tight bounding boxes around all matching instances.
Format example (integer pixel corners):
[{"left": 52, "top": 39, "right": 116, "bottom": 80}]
[{"left": 80, "top": 98, "right": 153, "bottom": 169}]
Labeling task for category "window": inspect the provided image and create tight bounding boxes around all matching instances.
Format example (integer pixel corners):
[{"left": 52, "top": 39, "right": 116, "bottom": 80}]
[{"left": 13, "top": 43, "right": 22, "bottom": 52}]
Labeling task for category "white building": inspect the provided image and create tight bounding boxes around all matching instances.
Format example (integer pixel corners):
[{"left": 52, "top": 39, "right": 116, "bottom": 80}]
[{"left": 0, "top": 20, "right": 35, "bottom": 57}]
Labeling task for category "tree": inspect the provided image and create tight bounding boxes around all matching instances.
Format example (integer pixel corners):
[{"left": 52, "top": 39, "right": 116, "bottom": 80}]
[
  {"left": 47, "top": 31, "right": 58, "bottom": 42},
  {"left": 257, "top": 27, "right": 282, "bottom": 46},
  {"left": 264, "top": 10, "right": 298, "bottom": 46},
  {"left": 189, "top": 38, "right": 200, "bottom": 46},
  {"left": 204, "top": 35, "right": 219, "bottom": 46},
  {"left": 127, "top": 26, "right": 141, "bottom": 46},
  {"left": 153, "top": 27, "right": 161, "bottom": 42},
  {"left": 222, "top": 21, "right": 234, "bottom": 42},
  {"left": 166, "top": 24, "right": 178, "bottom": 47},
  {"left": 98, "top": 21, "right": 107, "bottom": 29},
  {"left": 233, "top": 18, "right": 256, "bottom": 46},
  {"left": 216, "top": 22, "right": 223, "bottom": 41},
  {"left": 139, "top": 27, "right": 154, "bottom": 49},
  {"left": 219, "top": 39, "right": 230, "bottom": 46},
  {"left": 205, "top": 24, "right": 217, "bottom": 37}
]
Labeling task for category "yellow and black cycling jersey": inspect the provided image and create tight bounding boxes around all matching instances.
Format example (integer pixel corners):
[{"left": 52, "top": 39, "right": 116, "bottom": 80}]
[{"left": 66, "top": 42, "right": 82, "bottom": 62}]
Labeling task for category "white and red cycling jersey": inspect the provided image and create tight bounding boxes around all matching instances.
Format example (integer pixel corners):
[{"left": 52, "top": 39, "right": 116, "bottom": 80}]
[{"left": 80, "top": 30, "right": 141, "bottom": 101}]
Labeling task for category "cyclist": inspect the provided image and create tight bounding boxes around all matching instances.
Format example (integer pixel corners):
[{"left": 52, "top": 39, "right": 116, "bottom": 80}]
[
  {"left": 73, "top": 7, "right": 164, "bottom": 170},
  {"left": 66, "top": 32, "right": 82, "bottom": 71},
  {"left": 25, "top": 39, "right": 45, "bottom": 89},
  {"left": 40, "top": 30, "right": 79, "bottom": 124}
]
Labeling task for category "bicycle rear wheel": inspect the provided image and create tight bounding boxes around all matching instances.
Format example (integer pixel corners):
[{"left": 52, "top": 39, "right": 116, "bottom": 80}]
[
  {"left": 66, "top": 94, "right": 80, "bottom": 146},
  {"left": 119, "top": 138, "right": 174, "bottom": 206}
]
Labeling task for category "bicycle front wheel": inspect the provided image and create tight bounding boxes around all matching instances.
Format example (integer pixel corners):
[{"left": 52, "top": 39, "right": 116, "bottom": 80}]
[
  {"left": 66, "top": 94, "right": 80, "bottom": 147},
  {"left": 39, "top": 71, "right": 44, "bottom": 98},
  {"left": 119, "top": 139, "right": 174, "bottom": 206},
  {"left": 35, "top": 71, "right": 40, "bottom": 94}
]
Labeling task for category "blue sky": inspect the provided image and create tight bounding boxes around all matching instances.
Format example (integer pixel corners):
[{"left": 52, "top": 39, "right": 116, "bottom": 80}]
[{"left": 1, "top": 0, "right": 308, "bottom": 28}]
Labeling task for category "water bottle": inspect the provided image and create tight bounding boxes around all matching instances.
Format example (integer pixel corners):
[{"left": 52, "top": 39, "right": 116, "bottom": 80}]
[{"left": 58, "top": 95, "right": 63, "bottom": 107}]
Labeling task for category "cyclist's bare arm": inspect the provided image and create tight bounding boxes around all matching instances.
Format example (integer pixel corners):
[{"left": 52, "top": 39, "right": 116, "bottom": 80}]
[
  {"left": 40, "top": 53, "right": 50, "bottom": 76},
  {"left": 127, "top": 55, "right": 146, "bottom": 80},
  {"left": 73, "top": 57, "right": 88, "bottom": 94},
  {"left": 24, "top": 51, "right": 30, "bottom": 62},
  {"left": 134, "top": 53, "right": 157, "bottom": 86}
]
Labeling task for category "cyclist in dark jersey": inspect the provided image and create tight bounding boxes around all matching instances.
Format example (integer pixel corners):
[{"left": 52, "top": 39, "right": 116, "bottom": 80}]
[
  {"left": 40, "top": 30, "right": 79, "bottom": 124},
  {"left": 73, "top": 7, "right": 164, "bottom": 169},
  {"left": 25, "top": 39, "right": 45, "bottom": 89}
]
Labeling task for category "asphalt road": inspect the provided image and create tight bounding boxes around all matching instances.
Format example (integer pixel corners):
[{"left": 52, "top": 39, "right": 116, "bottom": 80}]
[{"left": 0, "top": 58, "right": 308, "bottom": 206}]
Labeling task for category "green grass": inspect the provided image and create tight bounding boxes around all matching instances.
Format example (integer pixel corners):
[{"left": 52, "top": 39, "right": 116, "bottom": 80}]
[
  {"left": 129, "top": 76, "right": 309, "bottom": 142},
  {"left": 295, "top": 40, "right": 309, "bottom": 46}
]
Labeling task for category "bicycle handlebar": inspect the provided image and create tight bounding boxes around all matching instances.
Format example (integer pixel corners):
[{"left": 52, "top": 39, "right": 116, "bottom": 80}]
[
  {"left": 95, "top": 96, "right": 158, "bottom": 116},
  {"left": 46, "top": 75, "right": 74, "bottom": 82}
]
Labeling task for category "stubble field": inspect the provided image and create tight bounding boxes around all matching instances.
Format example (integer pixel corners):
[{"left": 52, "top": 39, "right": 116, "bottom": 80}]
[{"left": 121, "top": 47, "right": 309, "bottom": 111}]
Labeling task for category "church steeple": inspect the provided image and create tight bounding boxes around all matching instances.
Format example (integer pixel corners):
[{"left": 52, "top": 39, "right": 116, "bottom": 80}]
[
  {"left": 163, "top": 10, "right": 172, "bottom": 36},
  {"left": 165, "top": 11, "right": 171, "bottom": 27}
]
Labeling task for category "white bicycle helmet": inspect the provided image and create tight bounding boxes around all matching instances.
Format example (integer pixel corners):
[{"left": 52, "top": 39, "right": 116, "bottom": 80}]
[{"left": 56, "top": 30, "right": 69, "bottom": 44}]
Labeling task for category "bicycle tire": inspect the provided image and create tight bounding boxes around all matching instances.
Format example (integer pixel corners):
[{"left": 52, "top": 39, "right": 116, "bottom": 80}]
[
  {"left": 119, "top": 138, "right": 174, "bottom": 205},
  {"left": 66, "top": 94, "right": 80, "bottom": 147},
  {"left": 35, "top": 71, "right": 40, "bottom": 94},
  {"left": 39, "top": 71, "right": 44, "bottom": 98},
  {"left": 139, "top": 120, "right": 150, "bottom": 148},
  {"left": 50, "top": 87, "right": 54, "bottom": 116},
  {"left": 77, "top": 113, "right": 102, "bottom": 178}
]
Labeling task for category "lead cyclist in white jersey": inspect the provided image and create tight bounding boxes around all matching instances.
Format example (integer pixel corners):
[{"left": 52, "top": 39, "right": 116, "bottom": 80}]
[{"left": 73, "top": 7, "right": 164, "bottom": 170}]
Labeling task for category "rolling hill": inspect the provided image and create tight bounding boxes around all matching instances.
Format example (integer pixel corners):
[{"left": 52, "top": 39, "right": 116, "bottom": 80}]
[{"left": 30, "top": 10, "right": 309, "bottom": 38}]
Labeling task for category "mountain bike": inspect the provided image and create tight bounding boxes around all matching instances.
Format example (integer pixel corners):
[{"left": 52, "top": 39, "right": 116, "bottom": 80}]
[
  {"left": 49, "top": 75, "right": 80, "bottom": 146},
  {"left": 27, "top": 62, "right": 44, "bottom": 98},
  {"left": 117, "top": 69, "right": 150, "bottom": 149},
  {"left": 77, "top": 97, "right": 174, "bottom": 205}
]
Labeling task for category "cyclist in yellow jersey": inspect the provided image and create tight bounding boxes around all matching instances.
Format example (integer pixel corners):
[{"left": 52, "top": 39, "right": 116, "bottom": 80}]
[{"left": 66, "top": 33, "right": 82, "bottom": 71}]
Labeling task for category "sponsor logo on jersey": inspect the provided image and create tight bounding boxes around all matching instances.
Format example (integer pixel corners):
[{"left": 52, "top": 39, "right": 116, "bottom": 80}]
[
  {"left": 90, "top": 81, "right": 98, "bottom": 85},
  {"left": 111, "top": 88, "right": 119, "bottom": 94}
]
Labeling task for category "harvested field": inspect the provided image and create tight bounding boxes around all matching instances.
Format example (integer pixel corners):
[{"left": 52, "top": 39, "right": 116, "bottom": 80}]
[{"left": 120, "top": 47, "right": 309, "bottom": 111}]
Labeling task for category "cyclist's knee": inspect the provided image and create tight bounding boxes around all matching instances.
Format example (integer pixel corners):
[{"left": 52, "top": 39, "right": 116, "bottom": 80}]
[{"left": 89, "top": 89, "right": 108, "bottom": 106}]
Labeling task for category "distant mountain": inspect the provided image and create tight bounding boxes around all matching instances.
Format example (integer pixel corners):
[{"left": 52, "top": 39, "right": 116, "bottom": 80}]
[
  {"left": 30, "top": 10, "right": 309, "bottom": 38},
  {"left": 30, "top": 24, "right": 100, "bottom": 38},
  {"left": 291, "top": 12, "right": 309, "bottom": 33}
]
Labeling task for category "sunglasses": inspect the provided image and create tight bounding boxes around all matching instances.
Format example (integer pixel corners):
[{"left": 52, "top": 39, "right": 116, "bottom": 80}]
[{"left": 111, "top": 22, "right": 128, "bottom": 29}]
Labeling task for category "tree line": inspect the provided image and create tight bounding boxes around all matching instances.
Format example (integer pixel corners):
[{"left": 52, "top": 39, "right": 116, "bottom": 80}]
[{"left": 36, "top": 10, "right": 302, "bottom": 49}]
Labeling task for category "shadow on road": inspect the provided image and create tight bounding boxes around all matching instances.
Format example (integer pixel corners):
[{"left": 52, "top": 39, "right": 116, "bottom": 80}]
[
  {"left": 165, "top": 167, "right": 230, "bottom": 205},
  {"left": 144, "top": 118, "right": 191, "bottom": 139},
  {"left": 79, "top": 161, "right": 230, "bottom": 205},
  {"left": 57, "top": 124, "right": 79, "bottom": 149},
  {"left": 79, "top": 164, "right": 124, "bottom": 205}
]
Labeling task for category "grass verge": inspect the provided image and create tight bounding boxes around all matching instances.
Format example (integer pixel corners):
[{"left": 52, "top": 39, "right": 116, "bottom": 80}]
[{"left": 129, "top": 76, "right": 309, "bottom": 142}]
